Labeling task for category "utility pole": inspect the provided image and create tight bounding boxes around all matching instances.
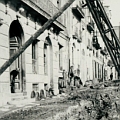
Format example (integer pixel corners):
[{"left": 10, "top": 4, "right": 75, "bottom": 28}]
[{"left": 0, "top": 0, "right": 75, "bottom": 75}]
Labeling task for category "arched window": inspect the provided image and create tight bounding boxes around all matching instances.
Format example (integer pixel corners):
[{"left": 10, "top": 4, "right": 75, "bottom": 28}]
[
  {"left": 93, "top": 49, "right": 95, "bottom": 56},
  {"left": 57, "top": 0, "right": 61, "bottom": 8},
  {"left": 32, "top": 40, "right": 39, "bottom": 74},
  {"left": 44, "top": 43, "right": 48, "bottom": 74},
  {"left": 72, "top": 47, "right": 74, "bottom": 65},
  {"left": 10, "top": 36, "right": 20, "bottom": 70},
  {"left": 96, "top": 51, "right": 98, "bottom": 58},
  {"left": 43, "top": 36, "right": 52, "bottom": 75},
  {"left": 58, "top": 43, "right": 63, "bottom": 70},
  {"left": 9, "top": 20, "right": 25, "bottom": 93}
]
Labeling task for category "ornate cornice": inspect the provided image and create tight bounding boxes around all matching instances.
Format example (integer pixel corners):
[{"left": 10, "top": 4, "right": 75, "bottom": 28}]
[{"left": 21, "top": 0, "right": 65, "bottom": 30}]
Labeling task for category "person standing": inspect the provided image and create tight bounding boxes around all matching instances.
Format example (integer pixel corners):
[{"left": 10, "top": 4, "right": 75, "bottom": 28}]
[
  {"left": 69, "top": 66, "right": 74, "bottom": 90},
  {"left": 110, "top": 73, "right": 113, "bottom": 81},
  {"left": 10, "top": 68, "right": 20, "bottom": 93}
]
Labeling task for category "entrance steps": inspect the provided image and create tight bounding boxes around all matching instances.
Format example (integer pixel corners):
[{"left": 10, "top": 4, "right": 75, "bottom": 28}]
[
  {"left": 9, "top": 93, "right": 35, "bottom": 107},
  {"left": 11, "top": 93, "right": 27, "bottom": 101}
]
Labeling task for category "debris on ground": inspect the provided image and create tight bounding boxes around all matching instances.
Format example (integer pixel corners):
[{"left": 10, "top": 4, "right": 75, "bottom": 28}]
[{"left": 0, "top": 84, "right": 120, "bottom": 120}]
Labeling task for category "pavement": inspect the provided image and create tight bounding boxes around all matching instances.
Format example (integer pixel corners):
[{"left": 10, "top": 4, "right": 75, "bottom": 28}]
[
  {"left": 0, "top": 86, "right": 118, "bottom": 119},
  {"left": 0, "top": 95, "right": 67, "bottom": 119},
  {"left": 0, "top": 98, "right": 39, "bottom": 118}
]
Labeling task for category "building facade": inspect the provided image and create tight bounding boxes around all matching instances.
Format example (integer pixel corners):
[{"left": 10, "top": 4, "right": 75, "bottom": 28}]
[
  {"left": 70, "top": 0, "right": 104, "bottom": 85},
  {"left": 0, "top": 0, "right": 71, "bottom": 106},
  {"left": 0, "top": 0, "right": 117, "bottom": 106}
]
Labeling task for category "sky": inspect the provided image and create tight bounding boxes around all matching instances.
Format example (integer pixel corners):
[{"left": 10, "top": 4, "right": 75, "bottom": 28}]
[{"left": 104, "top": 0, "right": 120, "bottom": 26}]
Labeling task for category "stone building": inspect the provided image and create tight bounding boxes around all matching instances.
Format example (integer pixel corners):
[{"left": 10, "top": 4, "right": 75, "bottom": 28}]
[
  {"left": 0, "top": 0, "right": 70, "bottom": 106},
  {"left": 70, "top": 0, "right": 104, "bottom": 85},
  {"left": 69, "top": 0, "right": 116, "bottom": 85},
  {"left": 0, "top": 0, "right": 116, "bottom": 106}
]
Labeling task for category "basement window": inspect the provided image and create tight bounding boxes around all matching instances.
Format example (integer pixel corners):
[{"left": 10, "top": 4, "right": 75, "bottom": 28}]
[{"left": 32, "top": 83, "right": 39, "bottom": 92}]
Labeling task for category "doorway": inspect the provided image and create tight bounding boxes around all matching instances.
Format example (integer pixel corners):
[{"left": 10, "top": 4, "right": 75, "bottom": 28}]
[
  {"left": 9, "top": 20, "right": 25, "bottom": 93},
  {"left": 44, "top": 36, "right": 53, "bottom": 88}
]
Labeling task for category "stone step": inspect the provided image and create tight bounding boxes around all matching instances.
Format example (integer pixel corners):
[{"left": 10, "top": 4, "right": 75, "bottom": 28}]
[
  {"left": 11, "top": 93, "right": 27, "bottom": 101},
  {"left": 9, "top": 98, "right": 35, "bottom": 107}
]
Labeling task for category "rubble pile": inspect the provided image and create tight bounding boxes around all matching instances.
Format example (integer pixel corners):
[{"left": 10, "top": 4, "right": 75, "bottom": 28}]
[
  {"left": 0, "top": 86, "right": 120, "bottom": 120},
  {"left": 0, "top": 100, "right": 72, "bottom": 120},
  {"left": 47, "top": 87, "right": 120, "bottom": 120},
  {"left": 68, "top": 87, "right": 120, "bottom": 120}
]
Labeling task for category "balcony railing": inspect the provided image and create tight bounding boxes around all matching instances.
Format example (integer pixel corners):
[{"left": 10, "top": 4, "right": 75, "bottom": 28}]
[
  {"left": 32, "top": 59, "right": 37, "bottom": 74},
  {"left": 107, "top": 60, "right": 114, "bottom": 67},
  {"left": 87, "top": 45, "right": 92, "bottom": 51},
  {"left": 78, "top": 30, "right": 82, "bottom": 43},
  {"left": 21, "top": 0, "right": 64, "bottom": 28},
  {"left": 100, "top": 47, "right": 108, "bottom": 55},
  {"left": 87, "top": 39, "right": 92, "bottom": 50},
  {"left": 73, "top": 26, "right": 78, "bottom": 39},
  {"left": 73, "top": 28, "right": 82, "bottom": 43},
  {"left": 72, "top": 5, "right": 85, "bottom": 21},
  {"left": 73, "top": 33, "right": 78, "bottom": 39},
  {"left": 87, "top": 17, "right": 94, "bottom": 33},
  {"left": 77, "top": 36, "right": 82, "bottom": 43},
  {"left": 92, "top": 36, "right": 101, "bottom": 50}
]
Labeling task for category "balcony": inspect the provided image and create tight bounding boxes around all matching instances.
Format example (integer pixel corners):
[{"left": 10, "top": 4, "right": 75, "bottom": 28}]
[
  {"left": 107, "top": 60, "right": 114, "bottom": 67},
  {"left": 87, "top": 39, "right": 92, "bottom": 50},
  {"left": 87, "top": 45, "right": 92, "bottom": 51},
  {"left": 21, "top": 0, "right": 65, "bottom": 30},
  {"left": 78, "top": 30, "right": 82, "bottom": 43},
  {"left": 100, "top": 47, "right": 108, "bottom": 55},
  {"left": 73, "top": 32, "right": 78, "bottom": 39},
  {"left": 73, "top": 29, "right": 82, "bottom": 43},
  {"left": 87, "top": 17, "right": 94, "bottom": 33},
  {"left": 92, "top": 36, "right": 101, "bottom": 50},
  {"left": 73, "top": 34, "right": 82, "bottom": 43},
  {"left": 77, "top": 36, "right": 82, "bottom": 43},
  {"left": 72, "top": 5, "right": 85, "bottom": 21}
]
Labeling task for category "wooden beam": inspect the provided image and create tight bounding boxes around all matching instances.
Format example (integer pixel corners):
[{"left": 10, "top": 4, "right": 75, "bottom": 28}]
[{"left": 0, "top": 0, "right": 75, "bottom": 75}]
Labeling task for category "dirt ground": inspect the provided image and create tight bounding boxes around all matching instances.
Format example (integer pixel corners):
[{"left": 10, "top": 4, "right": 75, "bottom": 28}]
[
  {"left": 0, "top": 101, "right": 75, "bottom": 120},
  {"left": 0, "top": 86, "right": 120, "bottom": 120}
]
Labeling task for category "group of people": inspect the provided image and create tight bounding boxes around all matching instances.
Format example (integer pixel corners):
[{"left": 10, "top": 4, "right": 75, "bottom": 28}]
[
  {"left": 10, "top": 66, "right": 83, "bottom": 94},
  {"left": 69, "top": 66, "right": 83, "bottom": 89}
]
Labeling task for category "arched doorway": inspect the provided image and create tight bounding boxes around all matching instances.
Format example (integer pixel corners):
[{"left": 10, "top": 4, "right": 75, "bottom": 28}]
[
  {"left": 9, "top": 20, "right": 25, "bottom": 93},
  {"left": 44, "top": 36, "right": 53, "bottom": 88}
]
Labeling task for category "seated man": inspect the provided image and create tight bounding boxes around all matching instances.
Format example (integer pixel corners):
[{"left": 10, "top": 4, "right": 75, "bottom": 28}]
[{"left": 49, "top": 87, "right": 54, "bottom": 96}]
